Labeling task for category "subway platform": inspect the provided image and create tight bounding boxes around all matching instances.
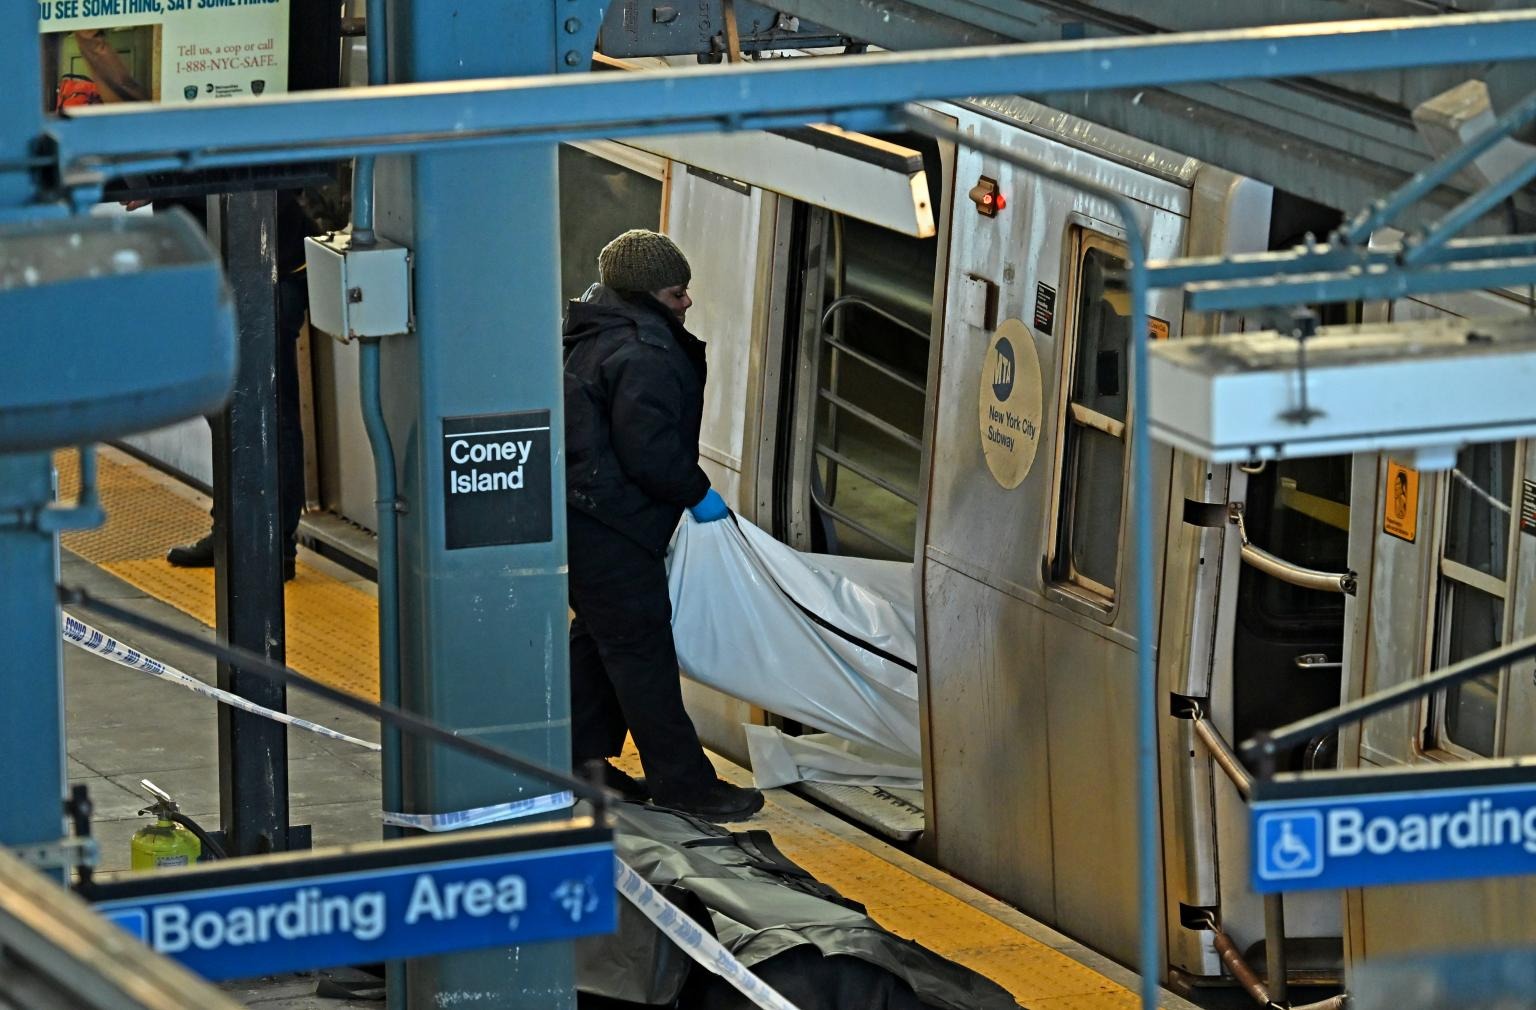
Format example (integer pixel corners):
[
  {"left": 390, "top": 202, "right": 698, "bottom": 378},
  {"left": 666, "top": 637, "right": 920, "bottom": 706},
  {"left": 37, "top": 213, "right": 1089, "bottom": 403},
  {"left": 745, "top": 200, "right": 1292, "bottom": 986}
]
[{"left": 53, "top": 446, "right": 1196, "bottom": 1010}]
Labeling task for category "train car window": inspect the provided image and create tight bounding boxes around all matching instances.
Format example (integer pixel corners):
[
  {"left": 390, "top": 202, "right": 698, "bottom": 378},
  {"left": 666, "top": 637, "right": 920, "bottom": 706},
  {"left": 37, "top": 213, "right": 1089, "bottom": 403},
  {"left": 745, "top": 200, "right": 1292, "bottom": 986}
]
[
  {"left": 1051, "top": 233, "right": 1130, "bottom": 601},
  {"left": 557, "top": 145, "right": 664, "bottom": 304},
  {"left": 789, "top": 208, "right": 936, "bottom": 561},
  {"left": 1429, "top": 441, "right": 1519, "bottom": 758},
  {"left": 1251, "top": 459, "right": 1351, "bottom": 623},
  {"left": 1231, "top": 456, "right": 1350, "bottom": 772}
]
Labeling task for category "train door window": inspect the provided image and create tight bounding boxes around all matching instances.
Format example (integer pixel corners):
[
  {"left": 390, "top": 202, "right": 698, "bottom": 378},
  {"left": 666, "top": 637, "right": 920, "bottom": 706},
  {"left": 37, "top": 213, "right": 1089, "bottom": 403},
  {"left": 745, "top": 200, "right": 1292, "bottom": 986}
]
[
  {"left": 777, "top": 163, "right": 940, "bottom": 562},
  {"left": 557, "top": 143, "right": 666, "bottom": 304},
  {"left": 1049, "top": 231, "right": 1130, "bottom": 603},
  {"left": 1429, "top": 441, "right": 1520, "bottom": 758},
  {"left": 1231, "top": 456, "right": 1351, "bottom": 770}
]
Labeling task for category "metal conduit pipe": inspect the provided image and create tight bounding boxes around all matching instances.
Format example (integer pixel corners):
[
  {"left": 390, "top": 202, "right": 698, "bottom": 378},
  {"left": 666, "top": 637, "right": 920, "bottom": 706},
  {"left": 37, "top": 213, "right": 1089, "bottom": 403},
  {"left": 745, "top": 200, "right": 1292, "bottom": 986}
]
[
  {"left": 349, "top": 0, "right": 389, "bottom": 247},
  {"left": 359, "top": 334, "right": 404, "bottom": 1006},
  {"left": 358, "top": 336, "right": 401, "bottom": 836},
  {"left": 347, "top": 0, "right": 398, "bottom": 834}
]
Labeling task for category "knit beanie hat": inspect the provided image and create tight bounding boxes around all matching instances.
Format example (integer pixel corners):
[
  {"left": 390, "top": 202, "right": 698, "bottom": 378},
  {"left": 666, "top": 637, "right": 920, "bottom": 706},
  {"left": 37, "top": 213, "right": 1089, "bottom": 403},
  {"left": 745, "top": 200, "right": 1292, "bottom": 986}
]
[{"left": 598, "top": 229, "right": 691, "bottom": 293}]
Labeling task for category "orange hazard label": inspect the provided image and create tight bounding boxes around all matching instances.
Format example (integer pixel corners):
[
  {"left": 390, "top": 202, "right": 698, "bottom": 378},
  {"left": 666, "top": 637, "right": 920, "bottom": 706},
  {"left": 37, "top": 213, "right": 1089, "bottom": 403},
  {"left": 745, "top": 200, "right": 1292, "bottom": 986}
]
[{"left": 1383, "top": 460, "right": 1419, "bottom": 542}]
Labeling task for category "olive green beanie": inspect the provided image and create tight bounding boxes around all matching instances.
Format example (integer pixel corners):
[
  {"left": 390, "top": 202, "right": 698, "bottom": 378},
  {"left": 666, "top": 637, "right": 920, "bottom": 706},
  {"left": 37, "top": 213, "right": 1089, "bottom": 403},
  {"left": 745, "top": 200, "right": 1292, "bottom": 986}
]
[{"left": 597, "top": 229, "right": 692, "bottom": 294}]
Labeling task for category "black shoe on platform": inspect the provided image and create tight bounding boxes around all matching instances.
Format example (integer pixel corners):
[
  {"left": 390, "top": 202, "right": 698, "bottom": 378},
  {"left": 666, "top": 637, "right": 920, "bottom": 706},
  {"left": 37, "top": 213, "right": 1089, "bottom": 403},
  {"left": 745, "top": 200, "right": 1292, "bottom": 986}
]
[
  {"left": 601, "top": 762, "right": 650, "bottom": 804},
  {"left": 166, "top": 533, "right": 215, "bottom": 568},
  {"left": 653, "top": 780, "right": 764, "bottom": 822},
  {"left": 168, "top": 534, "right": 297, "bottom": 582}
]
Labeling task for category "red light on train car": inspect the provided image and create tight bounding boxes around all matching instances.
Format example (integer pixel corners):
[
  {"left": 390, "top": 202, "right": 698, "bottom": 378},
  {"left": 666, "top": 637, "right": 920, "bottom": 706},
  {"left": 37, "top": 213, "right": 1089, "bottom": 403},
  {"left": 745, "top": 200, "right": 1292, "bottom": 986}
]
[{"left": 969, "top": 175, "right": 1004, "bottom": 218}]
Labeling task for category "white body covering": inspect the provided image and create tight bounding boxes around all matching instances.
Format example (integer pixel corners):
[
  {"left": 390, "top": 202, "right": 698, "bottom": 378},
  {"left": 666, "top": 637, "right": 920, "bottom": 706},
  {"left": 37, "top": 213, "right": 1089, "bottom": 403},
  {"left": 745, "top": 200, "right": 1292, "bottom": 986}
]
[{"left": 667, "top": 515, "right": 922, "bottom": 785}]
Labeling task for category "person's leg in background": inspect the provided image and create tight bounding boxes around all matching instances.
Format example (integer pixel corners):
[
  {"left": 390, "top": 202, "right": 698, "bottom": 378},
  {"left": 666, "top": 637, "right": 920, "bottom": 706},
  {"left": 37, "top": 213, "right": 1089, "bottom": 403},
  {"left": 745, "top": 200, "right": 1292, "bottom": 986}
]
[
  {"left": 275, "top": 272, "right": 307, "bottom": 579},
  {"left": 168, "top": 221, "right": 307, "bottom": 580}
]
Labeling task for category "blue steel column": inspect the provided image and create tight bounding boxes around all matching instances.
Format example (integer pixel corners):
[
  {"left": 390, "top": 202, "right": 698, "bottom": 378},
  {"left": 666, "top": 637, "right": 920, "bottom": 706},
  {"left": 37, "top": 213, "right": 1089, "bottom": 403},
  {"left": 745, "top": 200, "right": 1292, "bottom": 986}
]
[
  {"left": 0, "top": 3, "right": 41, "bottom": 211},
  {"left": 376, "top": 1, "right": 574, "bottom": 1005},
  {"left": 0, "top": 7, "right": 67, "bottom": 858},
  {"left": 0, "top": 458, "right": 67, "bottom": 857}
]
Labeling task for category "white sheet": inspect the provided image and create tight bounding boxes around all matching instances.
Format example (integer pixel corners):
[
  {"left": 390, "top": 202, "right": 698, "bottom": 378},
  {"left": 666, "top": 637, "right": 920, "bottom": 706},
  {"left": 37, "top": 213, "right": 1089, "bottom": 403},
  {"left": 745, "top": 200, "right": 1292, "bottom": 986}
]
[
  {"left": 667, "top": 514, "right": 923, "bottom": 768},
  {"left": 745, "top": 726, "right": 923, "bottom": 790}
]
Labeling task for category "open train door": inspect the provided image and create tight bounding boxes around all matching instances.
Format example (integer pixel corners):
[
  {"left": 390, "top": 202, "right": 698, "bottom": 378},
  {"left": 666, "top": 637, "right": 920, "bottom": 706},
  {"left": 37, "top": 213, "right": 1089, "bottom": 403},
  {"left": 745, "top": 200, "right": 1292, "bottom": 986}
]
[
  {"left": 1158, "top": 192, "right": 1357, "bottom": 992},
  {"left": 626, "top": 118, "right": 951, "bottom": 838}
]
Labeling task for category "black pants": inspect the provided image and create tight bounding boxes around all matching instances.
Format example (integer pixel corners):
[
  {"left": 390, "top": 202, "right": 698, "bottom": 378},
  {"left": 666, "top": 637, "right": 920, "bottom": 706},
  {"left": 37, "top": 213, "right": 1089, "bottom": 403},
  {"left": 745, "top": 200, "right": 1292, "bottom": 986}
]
[{"left": 567, "top": 509, "right": 714, "bottom": 796}]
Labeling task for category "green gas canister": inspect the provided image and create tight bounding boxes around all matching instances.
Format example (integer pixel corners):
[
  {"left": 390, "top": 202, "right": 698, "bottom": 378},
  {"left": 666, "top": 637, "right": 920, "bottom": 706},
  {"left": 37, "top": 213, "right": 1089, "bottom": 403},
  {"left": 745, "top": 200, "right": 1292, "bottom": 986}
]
[{"left": 130, "top": 779, "right": 201, "bottom": 870}]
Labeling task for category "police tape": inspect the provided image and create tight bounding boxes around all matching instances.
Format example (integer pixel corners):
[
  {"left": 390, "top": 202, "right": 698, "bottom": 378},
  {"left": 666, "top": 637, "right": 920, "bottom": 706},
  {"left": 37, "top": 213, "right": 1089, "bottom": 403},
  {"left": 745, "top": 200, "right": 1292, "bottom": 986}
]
[
  {"left": 63, "top": 613, "right": 582, "bottom": 835},
  {"left": 65, "top": 610, "right": 800, "bottom": 1003},
  {"left": 614, "top": 857, "right": 804, "bottom": 1010},
  {"left": 382, "top": 791, "right": 574, "bottom": 832},
  {"left": 61, "top": 613, "right": 381, "bottom": 752}
]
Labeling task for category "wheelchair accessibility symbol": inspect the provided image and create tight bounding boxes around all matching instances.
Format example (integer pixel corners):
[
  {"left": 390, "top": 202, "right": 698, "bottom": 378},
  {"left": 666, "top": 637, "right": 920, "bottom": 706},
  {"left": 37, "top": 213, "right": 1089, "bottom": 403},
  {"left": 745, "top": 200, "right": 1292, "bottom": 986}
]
[{"left": 1256, "top": 811, "right": 1324, "bottom": 881}]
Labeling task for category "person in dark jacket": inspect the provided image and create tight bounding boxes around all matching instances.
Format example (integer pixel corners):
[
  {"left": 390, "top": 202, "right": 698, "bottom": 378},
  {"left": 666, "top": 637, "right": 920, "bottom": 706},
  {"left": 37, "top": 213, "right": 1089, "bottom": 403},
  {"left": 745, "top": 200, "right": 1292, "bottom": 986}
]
[{"left": 563, "top": 229, "right": 764, "bottom": 822}]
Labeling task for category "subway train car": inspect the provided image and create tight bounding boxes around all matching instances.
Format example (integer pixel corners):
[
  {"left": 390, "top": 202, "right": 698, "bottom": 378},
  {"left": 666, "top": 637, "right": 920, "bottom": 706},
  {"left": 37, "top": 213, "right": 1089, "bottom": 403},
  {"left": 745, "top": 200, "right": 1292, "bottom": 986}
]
[
  {"left": 119, "top": 90, "right": 1532, "bottom": 998},
  {"left": 1336, "top": 280, "right": 1536, "bottom": 966}
]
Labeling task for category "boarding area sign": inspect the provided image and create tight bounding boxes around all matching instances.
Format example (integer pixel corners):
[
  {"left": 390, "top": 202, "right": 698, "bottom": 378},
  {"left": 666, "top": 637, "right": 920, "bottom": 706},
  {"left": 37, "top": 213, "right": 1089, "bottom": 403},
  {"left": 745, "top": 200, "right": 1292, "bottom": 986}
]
[
  {"left": 1252, "top": 768, "right": 1536, "bottom": 894},
  {"left": 88, "top": 829, "right": 614, "bottom": 981}
]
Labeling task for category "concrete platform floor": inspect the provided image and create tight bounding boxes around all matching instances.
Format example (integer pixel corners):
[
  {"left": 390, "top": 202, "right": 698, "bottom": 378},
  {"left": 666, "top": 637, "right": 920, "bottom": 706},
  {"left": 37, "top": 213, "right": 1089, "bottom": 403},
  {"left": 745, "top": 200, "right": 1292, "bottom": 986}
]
[{"left": 62, "top": 547, "right": 384, "bottom": 1009}]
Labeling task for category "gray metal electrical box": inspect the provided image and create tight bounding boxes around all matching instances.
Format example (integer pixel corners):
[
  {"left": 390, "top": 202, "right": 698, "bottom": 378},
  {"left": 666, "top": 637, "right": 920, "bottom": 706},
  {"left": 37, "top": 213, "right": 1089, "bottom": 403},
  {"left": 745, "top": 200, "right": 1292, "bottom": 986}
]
[{"left": 304, "top": 232, "right": 411, "bottom": 341}]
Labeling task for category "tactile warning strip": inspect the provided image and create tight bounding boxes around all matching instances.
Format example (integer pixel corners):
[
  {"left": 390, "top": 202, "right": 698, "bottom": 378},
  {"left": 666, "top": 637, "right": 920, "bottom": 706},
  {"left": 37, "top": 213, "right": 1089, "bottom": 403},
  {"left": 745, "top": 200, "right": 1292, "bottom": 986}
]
[{"left": 55, "top": 450, "right": 381, "bottom": 701}]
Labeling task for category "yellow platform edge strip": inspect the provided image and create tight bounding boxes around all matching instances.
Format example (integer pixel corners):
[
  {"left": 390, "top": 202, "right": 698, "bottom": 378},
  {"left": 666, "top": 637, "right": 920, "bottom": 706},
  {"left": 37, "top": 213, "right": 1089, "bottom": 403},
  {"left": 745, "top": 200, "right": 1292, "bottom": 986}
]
[{"left": 56, "top": 450, "right": 382, "bottom": 702}]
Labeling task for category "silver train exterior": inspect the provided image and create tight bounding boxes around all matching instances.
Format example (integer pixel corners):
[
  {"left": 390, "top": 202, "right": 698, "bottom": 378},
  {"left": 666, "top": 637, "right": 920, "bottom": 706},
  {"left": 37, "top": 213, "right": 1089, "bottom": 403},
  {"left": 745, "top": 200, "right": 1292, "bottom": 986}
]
[{"left": 121, "top": 96, "right": 1534, "bottom": 992}]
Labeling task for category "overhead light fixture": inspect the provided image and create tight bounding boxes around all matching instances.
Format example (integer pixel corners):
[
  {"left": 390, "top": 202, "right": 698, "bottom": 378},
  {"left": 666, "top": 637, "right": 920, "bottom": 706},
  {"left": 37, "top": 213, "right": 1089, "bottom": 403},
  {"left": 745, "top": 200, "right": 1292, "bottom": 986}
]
[{"left": 1148, "top": 315, "right": 1536, "bottom": 469}]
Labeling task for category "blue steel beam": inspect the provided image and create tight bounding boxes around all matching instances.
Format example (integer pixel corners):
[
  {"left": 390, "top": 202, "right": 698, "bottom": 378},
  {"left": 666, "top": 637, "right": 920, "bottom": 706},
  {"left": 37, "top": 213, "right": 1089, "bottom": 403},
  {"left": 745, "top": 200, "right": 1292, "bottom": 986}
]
[
  {"left": 1147, "top": 235, "right": 1536, "bottom": 288},
  {"left": 47, "top": 11, "right": 1536, "bottom": 180},
  {"left": 1337, "top": 87, "right": 1536, "bottom": 247},
  {"left": 1184, "top": 256, "right": 1536, "bottom": 311},
  {"left": 1402, "top": 157, "right": 1536, "bottom": 266},
  {"left": 0, "top": 3, "right": 42, "bottom": 209}
]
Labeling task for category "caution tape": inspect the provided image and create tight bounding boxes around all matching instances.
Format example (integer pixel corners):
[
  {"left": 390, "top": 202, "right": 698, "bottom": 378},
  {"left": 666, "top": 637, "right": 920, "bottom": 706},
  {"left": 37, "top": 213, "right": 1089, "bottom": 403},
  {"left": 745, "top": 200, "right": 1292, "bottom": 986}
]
[
  {"left": 63, "top": 614, "right": 579, "bottom": 834},
  {"left": 66, "top": 610, "right": 802, "bottom": 1004},
  {"left": 614, "top": 857, "right": 804, "bottom": 1010},
  {"left": 382, "top": 791, "right": 574, "bottom": 832},
  {"left": 61, "top": 613, "right": 381, "bottom": 752}
]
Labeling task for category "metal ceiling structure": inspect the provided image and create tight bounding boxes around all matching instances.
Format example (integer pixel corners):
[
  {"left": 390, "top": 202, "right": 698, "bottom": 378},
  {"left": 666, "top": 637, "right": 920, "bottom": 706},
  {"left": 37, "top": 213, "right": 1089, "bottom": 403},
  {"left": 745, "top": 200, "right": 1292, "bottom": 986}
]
[{"left": 762, "top": 0, "right": 1536, "bottom": 230}]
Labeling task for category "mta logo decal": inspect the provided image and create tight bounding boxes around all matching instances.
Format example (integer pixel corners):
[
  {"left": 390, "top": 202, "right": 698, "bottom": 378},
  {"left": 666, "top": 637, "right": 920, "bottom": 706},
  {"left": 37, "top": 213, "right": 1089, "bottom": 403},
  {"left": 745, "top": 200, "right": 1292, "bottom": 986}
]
[
  {"left": 991, "top": 338, "right": 1016, "bottom": 401},
  {"left": 1256, "top": 811, "right": 1324, "bottom": 881}
]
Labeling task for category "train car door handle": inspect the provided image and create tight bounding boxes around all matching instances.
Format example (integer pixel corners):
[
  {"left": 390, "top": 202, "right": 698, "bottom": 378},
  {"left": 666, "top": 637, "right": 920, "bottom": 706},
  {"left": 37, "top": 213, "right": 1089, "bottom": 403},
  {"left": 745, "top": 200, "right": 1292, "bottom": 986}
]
[{"left": 1295, "top": 653, "right": 1342, "bottom": 671}]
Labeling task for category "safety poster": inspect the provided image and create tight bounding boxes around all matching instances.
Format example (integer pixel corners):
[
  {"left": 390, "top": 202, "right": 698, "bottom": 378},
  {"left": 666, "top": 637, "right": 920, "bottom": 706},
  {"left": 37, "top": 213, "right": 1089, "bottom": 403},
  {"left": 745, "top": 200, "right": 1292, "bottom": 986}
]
[{"left": 38, "top": 0, "right": 289, "bottom": 110}]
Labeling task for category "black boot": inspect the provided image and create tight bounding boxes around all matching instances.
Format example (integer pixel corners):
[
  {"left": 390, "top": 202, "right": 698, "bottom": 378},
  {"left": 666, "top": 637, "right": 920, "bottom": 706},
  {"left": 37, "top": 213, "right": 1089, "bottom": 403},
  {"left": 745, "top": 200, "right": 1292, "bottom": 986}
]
[
  {"left": 600, "top": 761, "right": 650, "bottom": 804},
  {"left": 166, "top": 533, "right": 215, "bottom": 568},
  {"left": 652, "top": 779, "right": 764, "bottom": 822},
  {"left": 169, "top": 533, "right": 297, "bottom": 582}
]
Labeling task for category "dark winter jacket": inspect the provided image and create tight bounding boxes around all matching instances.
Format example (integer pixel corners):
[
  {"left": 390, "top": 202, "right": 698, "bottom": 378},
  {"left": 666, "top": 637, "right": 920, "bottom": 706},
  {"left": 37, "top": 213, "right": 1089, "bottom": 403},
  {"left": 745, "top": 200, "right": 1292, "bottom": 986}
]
[{"left": 563, "top": 284, "right": 710, "bottom": 555}]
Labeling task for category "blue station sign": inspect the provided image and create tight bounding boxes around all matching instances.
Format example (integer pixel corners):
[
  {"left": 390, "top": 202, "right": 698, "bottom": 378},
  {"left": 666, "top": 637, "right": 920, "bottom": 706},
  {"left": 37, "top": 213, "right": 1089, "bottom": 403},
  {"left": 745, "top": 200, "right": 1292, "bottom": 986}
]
[
  {"left": 1252, "top": 779, "right": 1536, "bottom": 893},
  {"left": 94, "top": 841, "right": 615, "bottom": 980}
]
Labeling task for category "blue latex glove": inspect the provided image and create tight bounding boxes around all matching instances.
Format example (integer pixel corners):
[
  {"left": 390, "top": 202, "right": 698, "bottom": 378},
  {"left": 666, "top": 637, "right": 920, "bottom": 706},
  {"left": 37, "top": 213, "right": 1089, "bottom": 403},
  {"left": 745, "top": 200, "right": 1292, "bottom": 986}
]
[{"left": 688, "top": 488, "right": 730, "bottom": 523}]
